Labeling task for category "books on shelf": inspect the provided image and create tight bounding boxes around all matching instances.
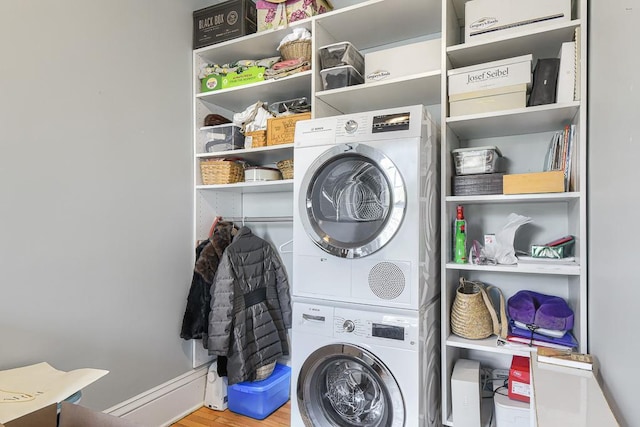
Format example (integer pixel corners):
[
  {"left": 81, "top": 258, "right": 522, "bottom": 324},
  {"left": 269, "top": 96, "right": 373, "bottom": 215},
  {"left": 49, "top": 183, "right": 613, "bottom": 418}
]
[
  {"left": 536, "top": 347, "right": 594, "bottom": 371},
  {"left": 543, "top": 124, "right": 576, "bottom": 191},
  {"left": 507, "top": 322, "right": 577, "bottom": 351}
]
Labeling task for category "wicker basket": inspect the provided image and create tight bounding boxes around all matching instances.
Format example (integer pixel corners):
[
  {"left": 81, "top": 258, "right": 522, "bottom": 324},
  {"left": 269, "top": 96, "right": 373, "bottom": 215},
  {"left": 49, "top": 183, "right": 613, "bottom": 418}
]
[
  {"left": 246, "top": 130, "right": 267, "bottom": 148},
  {"left": 451, "top": 278, "right": 499, "bottom": 339},
  {"left": 277, "top": 159, "right": 294, "bottom": 180},
  {"left": 200, "top": 159, "right": 244, "bottom": 185},
  {"left": 279, "top": 40, "right": 312, "bottom": 61}
]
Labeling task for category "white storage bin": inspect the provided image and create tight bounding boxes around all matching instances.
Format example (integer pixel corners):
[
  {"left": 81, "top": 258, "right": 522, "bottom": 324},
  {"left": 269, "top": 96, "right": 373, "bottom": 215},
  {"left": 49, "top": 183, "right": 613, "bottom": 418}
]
[
  {"left": 451, "top": 146, "right": 503, "bottom": 175},
  {"left": 201, "top": 124, "right": 245, "bottom": 153},
  {"left": 465, "top": 0, "right": 571, "bottom": 43},
  {"left": 364, "top": 39, "right": 441, "bottom": 83}
]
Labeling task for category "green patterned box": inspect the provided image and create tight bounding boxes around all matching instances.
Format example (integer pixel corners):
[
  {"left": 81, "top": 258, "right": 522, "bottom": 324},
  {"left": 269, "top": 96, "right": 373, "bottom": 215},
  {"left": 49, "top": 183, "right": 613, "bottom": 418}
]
[{"left": 201, "top": 66, "right": 266, "bottom": 93}]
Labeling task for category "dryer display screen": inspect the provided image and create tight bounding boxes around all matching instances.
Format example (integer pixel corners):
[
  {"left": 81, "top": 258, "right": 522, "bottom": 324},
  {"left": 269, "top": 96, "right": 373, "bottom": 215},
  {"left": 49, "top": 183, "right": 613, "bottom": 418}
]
[
  {"left": 372, "top": 112, "right": 410, "bottom": 133},
  {"left": 372, "top": 323, "right": 404, "bottom": 341}
]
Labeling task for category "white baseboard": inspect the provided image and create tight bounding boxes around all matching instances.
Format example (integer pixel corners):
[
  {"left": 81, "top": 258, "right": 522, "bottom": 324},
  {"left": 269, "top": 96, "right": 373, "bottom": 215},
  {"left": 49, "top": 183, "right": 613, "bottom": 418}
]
[{"left": 105, "top": 365, "right": 208, "bottom": 427}]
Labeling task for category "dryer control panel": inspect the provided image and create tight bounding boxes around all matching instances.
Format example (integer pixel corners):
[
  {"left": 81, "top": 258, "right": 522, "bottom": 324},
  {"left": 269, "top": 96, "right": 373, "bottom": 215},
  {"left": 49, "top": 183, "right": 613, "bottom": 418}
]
[
  {"left": 333, "top": 307, "right": 418, "bottom": 350},
  {"left": 371, "top": 112, "right": 411, "bottom": 133}
]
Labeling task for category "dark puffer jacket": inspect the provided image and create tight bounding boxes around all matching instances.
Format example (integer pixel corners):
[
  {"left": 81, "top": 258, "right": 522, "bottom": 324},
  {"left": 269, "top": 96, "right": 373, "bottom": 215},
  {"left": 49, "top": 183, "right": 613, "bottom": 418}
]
[
  {"left": 180, "top": 221, "right": 235, "bottom": 345},
  {"left": 207, "top": 227, "right": 292, "bottom": 385}
]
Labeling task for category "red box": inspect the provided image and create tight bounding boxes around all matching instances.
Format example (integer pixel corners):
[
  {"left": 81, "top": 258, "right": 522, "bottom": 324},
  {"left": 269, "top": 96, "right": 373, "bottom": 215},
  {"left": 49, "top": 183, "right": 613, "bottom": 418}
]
[{"left": 508, "top": 356, "right": 531, "bottom": 403}]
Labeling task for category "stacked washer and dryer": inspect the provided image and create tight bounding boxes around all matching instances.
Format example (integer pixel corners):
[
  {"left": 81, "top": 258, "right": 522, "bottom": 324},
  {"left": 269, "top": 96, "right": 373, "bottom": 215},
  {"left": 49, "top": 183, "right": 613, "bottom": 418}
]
[{"left": 290, "top": 105, "right": 441, "bottom": 427}]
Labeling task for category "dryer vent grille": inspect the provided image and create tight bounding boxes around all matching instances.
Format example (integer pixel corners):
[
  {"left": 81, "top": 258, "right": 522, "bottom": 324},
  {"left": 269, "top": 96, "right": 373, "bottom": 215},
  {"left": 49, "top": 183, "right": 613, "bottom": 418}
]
[{"left": 368, "top": 262, "right": 405, "bottom": 300}]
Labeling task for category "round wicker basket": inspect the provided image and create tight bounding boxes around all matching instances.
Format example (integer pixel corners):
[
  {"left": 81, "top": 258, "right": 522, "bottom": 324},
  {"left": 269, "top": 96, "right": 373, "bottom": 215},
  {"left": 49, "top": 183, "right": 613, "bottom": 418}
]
[
  {"left": 276, "top": 159, "right": 294, "bottom": 180},
  {"left": 200, "top": 159, "right": 244, "bottom": 185},
  {"left": 279, "top": 40, "right": 312, "bottom": 61}
]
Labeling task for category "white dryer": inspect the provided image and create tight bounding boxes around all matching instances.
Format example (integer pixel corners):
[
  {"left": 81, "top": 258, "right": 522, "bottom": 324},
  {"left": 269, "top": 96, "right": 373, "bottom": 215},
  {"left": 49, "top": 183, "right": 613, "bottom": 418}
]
[
  {"left": 290, "top": 298, "right": 440, "bottom": 427},
  {"left": 292, "top": 105, "right": 439, "bottom": 310}
]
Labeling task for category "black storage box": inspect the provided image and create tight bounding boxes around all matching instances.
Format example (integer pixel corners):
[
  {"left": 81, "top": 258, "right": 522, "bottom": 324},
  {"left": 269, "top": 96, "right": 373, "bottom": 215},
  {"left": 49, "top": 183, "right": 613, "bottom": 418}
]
[
  {"left": 453, "top": 173, "right": 504, "bottom": 196},
  {"left": 193, "top": 0, "right": 257, "bottom": 49}
]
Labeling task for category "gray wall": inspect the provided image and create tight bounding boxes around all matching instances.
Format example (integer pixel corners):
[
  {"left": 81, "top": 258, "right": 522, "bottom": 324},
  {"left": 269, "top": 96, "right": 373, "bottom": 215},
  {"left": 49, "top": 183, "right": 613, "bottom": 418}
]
[
  {"left": 0, "top": 0, "right": 206, "bottom": 410},
  {"left": 589, "top": 3, "right": 639, "bottom": 427}
]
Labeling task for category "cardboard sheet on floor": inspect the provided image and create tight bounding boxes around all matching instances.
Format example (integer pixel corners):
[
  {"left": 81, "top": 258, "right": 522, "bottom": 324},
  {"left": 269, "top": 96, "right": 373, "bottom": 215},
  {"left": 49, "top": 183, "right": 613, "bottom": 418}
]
[{"left": 0, "top": 362, "right": 108, "bottom": 423}]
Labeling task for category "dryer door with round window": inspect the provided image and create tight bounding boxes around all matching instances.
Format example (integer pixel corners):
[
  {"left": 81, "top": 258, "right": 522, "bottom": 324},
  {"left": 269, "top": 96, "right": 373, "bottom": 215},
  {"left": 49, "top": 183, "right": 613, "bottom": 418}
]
[
  {"left": 299, "top": 143, "right": 406, "bottom": 259},
  {"left": 297, "top": 344, "right": 405, "bottom": 427}
]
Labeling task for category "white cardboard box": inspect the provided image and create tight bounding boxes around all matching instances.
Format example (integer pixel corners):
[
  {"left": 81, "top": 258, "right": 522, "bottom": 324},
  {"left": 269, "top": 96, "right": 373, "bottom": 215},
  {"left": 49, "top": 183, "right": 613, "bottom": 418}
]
[
  {"left": 448, "top": 54, "right": 532, "bottom": 96},
  {"left": 465, "top": 0, "right": 571, "bottom": 43},
  {"left": 364, "top": 39, "right": 441, "bottom": 83},
  {"left": 449, "top": 84, "right": 527, "bottom": 116}
]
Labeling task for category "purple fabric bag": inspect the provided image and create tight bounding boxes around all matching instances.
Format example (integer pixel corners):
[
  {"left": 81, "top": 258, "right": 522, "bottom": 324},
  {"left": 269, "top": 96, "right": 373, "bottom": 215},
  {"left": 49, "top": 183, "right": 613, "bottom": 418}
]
[{"left": 507, "top": 290, "right": 574, "bottom": 331}]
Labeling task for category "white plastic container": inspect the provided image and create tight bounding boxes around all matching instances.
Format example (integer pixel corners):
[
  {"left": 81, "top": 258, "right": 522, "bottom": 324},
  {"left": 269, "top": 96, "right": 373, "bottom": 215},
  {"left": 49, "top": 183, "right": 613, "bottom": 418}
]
[
  {"left": 494, "top": 391, "right": 530, "bottom": 427},
  {"left": 201, "top": 124, "right": 245, "bottom": 153},
  {"left": 244, "top": 167, "right": 282, "bottom": 182},
  {"left": 451, "top": 146, "right": 503, "bottom": 175}
]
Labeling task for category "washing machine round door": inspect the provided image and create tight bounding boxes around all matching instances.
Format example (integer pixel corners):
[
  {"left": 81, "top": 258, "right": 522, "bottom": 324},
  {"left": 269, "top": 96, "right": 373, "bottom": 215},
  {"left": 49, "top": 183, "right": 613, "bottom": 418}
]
[
  {"left": 299, "top": 143, "right": 406, "bottom": 258},
  {"left": 297, "top": 344, "right": 405, "bottom": 427}
]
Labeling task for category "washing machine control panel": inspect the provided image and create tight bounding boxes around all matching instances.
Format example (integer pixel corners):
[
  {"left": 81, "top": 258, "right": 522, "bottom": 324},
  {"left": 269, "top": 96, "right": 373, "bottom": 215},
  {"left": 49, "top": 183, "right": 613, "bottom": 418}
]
[{"left": 333, "top": 308, "right": 418, "bottom": 349}]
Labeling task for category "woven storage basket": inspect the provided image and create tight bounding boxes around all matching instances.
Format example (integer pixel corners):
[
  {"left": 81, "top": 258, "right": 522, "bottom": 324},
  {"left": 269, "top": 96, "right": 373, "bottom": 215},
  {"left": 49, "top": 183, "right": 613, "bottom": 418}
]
[
  {"left": 450, "top": 278, "right": 507, "bottom": 340},
  {"left": 246, "top": 130, "right": 267, "bottom": 148},
  {"left": 200, "top": 159, "right": 244, "bottom": 185},
  {"left": 276, "top": 159, "right": 294, "bottom": 179},
  {"left": 279, "top": 40, "right": 312, "bottom": 61}
]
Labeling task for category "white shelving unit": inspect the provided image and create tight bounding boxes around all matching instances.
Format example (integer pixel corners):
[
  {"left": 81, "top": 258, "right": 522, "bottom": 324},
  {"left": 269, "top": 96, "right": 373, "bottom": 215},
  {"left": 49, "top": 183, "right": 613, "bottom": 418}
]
[
  {"left": 190, "top": 0, "right": 443, "bottom": 369},
  {"left": 190, "top": 0, "right": 589, "bottom": 424},
  {"left": 439, "top": 0, "right": 588, "bottom": 425}
]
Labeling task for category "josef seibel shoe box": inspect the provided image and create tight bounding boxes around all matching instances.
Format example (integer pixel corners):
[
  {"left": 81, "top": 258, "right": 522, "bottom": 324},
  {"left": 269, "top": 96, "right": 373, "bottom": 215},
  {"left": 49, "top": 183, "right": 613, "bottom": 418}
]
[{"left": 447, "top": 54, "right": 532, "bottom": 116}]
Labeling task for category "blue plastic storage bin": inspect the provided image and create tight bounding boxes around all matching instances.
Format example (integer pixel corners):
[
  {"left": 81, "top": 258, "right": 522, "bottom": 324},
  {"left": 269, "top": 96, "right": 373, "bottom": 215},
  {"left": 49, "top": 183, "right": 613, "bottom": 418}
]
[{"left": 228, "top": 363, "right": 291, "bottom": 420}]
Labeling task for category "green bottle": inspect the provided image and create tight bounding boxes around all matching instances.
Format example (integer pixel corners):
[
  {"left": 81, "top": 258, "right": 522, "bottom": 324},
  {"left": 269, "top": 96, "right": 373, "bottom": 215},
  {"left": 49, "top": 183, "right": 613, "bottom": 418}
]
[{"left": 454, "top": 205, "right": 467, "bottom": 263}]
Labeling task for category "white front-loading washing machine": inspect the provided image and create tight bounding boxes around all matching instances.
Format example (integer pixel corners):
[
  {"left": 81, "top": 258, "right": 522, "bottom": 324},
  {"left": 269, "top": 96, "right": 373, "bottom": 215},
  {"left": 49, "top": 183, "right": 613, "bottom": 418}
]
[
  {"left": 292, "top": 105, "right": 439, "bottom": 310},
  {"left": 290, "top": 298, "right": 440, "bottom": 427}
]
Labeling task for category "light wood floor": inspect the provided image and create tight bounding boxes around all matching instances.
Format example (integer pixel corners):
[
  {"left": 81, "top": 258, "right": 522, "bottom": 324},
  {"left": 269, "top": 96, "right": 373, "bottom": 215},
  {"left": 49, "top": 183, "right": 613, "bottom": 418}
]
[{"left": 172, "top": 401, "right": 290, "bottom": 427}]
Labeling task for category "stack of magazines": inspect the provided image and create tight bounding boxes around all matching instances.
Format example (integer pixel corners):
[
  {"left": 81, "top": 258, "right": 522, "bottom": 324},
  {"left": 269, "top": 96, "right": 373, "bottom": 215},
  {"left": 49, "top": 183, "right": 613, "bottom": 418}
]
[{"left": 544, "top": 124, "right": 576, "bottom": 191}]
